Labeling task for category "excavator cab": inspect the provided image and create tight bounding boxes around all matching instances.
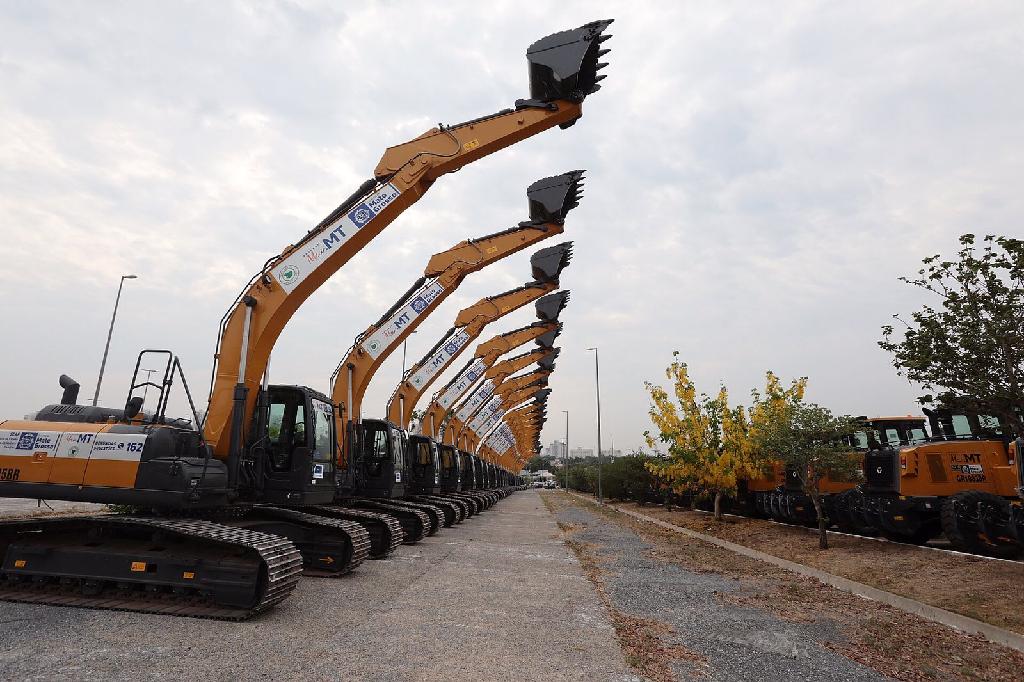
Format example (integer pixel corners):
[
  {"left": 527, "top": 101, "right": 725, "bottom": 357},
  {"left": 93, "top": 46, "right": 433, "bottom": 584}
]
[
  {"left": 356, "top": 418, "right": 406, "bottom": 499},
  {"left": 407, "top": 434, "right": 441, "bottom": 495},
  {"left": 256, "top": 385, "right": 336, "bottom": 506},
  {"left": 439, "top": 444, "right": 462, "bottom": 492}
]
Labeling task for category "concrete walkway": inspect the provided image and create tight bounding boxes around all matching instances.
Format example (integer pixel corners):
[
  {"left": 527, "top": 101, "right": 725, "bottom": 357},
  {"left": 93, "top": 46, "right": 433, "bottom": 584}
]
[{"left": 0, "top": 490, "right": 633, "bottom": 681}]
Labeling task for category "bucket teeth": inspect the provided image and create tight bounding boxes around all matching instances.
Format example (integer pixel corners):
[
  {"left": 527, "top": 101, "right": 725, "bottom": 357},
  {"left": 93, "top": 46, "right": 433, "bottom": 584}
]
[
  {"left": 538, "top": 348, "right": 560, "bottom": 370},
  {"left": 535, "top": 325, "right": 562, "bottom": 349},
  {"left": 526, "top": 19, "right": 614, "bottom": 102},
  {"left": 529, "top": 241, "right": 573, "bottom": 283},
  {"left": 534, "top": 291, "right": 570, "bottom": 321},
  {"left": 527, "top": 171, "right": 586, "bottom": 223}
]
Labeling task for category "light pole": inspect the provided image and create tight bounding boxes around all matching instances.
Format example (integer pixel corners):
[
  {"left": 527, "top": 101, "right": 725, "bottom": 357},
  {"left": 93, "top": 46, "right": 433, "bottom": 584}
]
[
  {"left": 586, "top": 347, "right": 603, "bottom": 504},
  {"left": 93, "top": 274, "right": 137, "bottom": 406},
  {"left": 563, "top": 410, "right": 569, "bottom": 492}
]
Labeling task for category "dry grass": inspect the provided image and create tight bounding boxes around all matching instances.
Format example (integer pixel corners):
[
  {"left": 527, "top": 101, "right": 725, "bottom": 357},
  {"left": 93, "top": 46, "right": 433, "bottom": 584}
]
[{"left": 545, "top": 491, "right": 1024, "bottom": 682}]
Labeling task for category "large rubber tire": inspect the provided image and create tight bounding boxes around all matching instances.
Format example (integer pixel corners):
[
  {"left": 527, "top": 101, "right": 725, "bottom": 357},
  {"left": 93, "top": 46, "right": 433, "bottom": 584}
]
[{"left": 941, "top": 490, "right": 1022, "bottom": 558}]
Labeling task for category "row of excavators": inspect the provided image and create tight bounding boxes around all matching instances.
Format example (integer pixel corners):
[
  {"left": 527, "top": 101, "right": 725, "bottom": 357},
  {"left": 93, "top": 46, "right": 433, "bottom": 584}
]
[
  {"left": 0, "top": 19, "right": 614, "bottom": 618},
  {"left": 735, "top": 409, "right": 1024, "bottom": 558}
]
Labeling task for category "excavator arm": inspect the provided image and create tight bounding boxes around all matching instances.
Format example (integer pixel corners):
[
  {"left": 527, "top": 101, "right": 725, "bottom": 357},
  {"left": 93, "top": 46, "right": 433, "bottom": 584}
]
[
  {"left": 330, "top": 170, "right": 581, "bottom": 430},
  {"left": 446, "top": 349, "right": 558, "bottom": 442},
  {"left": 418, "top": 317, "right": 562, "bottom": 439},
  {"left": 387, "top": 282, "right": 570, "bottom": 430},
  {"left": 203, "top": 20, "right": 612, "bottom": 459}
]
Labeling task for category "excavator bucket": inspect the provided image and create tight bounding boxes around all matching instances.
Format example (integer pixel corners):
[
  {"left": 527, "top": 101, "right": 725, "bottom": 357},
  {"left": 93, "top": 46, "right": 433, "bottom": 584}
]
[
  {"left": 535, "top": 323, "right": 562, "bottom": 349},
  {"left": 538, "top": 348, "right": 560, "bottom": 371},
  {"left": 528, "top": 171, "right": 585, "bottom": 224},
  {"left": 535, "top": 291, "right": 570, "bottom": 322},
  {"left": 530, "top": 242, "right": 573, "bottom": 283},
  {"left": 527, "top": 20, "right": 614, "bottom": 103}
]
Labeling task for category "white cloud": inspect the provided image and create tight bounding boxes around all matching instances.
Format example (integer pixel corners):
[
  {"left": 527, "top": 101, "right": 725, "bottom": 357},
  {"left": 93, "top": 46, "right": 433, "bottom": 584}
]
[{"left": 1, "top": 1, "right": 1021, "bottom": 457}]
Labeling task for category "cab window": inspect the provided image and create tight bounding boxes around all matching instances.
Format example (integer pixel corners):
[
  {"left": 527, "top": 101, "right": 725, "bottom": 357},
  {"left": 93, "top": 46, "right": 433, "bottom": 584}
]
[
  {"left": 310, "top": 399, "right": 334, "bottom": 462},
  {"left": 266, "top": 392, "right": 306, "bottom": 471}
]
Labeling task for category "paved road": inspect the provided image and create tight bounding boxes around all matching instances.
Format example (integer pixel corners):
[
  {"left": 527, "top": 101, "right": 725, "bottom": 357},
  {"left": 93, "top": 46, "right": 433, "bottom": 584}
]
[{"left": 0, "top": 490, "right": 634, "bottom": 681}]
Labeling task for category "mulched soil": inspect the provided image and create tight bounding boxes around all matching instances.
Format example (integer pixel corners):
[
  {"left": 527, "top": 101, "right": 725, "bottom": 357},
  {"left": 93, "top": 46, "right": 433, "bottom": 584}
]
[{"left": 546, "top": 492, "right": 1024, "bottom": 682}]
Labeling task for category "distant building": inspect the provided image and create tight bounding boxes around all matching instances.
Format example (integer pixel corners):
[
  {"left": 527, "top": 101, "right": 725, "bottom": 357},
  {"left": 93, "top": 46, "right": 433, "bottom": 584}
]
[
  {"left": 547, "top": 440, "right": 567, "bottom": 459},
  {"left": 570, "top": 447, "right": 594, "bottom": 458},
  {"left": 601, "top": 448, "right": 623, "bottom": 458}
]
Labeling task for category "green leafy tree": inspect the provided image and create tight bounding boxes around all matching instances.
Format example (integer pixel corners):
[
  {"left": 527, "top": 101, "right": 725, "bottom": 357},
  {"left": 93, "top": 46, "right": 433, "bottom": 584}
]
[
  {"left": 880, "top": 234, "right": 1024, "bottom": 433},
  {"left": 754, "top": 399, "right": 859, "bottom": 549}
]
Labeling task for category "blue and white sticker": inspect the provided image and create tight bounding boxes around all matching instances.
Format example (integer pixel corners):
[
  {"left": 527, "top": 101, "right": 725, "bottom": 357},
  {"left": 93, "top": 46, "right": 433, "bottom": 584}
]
[
  {"left": 457, "top": 379, "right": 495, "bottom": 422},
  {"left": 408, "top": 328, "right": 471, "bottom": 390},
  {"left": 438, "top": 358, "right": 486, "bottom": 409},
  {"left": 272, "top": 183, "right": 401, "bottom": 295},
  {"left": 313, "top": 464, "right": 325, "bottom": 479},
  {"left": 361, "top": 279, "right": 445, "bottom": 359}
]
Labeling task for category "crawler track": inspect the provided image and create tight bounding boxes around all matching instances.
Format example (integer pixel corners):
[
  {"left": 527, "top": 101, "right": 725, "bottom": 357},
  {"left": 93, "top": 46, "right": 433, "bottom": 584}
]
[
  {"left": 305, "top": 505, "right": 403, "bottom": 559},
  {"left": 0, "top": 516, "right": 302, "bottom": 620}
]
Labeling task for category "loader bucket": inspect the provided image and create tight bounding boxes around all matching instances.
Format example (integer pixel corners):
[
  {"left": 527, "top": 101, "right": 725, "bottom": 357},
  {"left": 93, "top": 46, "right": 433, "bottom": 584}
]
[
  {"left": 538, "top": 348, "right": 560, "bottom": 371},
  {"left": 530, "top": 242, "right": 573, "bottom": 283},
  {"left": 527, "top": 20, "right": 614, "bottom": 103},
  {"left": 534, "top": 291, "right": 570, "bottom": 321},
  {"left": 528, "top": 171, "right": 585, "bottom": 224},
  {"left": 535, "top": 324, "right": 562, "bottom": 349}
]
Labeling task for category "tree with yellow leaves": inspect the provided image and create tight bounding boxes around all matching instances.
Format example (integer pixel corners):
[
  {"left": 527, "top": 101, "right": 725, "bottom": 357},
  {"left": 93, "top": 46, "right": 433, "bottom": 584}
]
[{"left": 644, "top": 353, "right": 763, "bottom": 520}]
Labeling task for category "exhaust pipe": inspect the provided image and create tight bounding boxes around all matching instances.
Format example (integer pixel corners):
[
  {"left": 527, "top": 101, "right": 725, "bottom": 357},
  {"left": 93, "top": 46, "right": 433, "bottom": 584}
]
[
  {"left": 535, "top": 291, "right": 570, "bottom": 321},
  {"left": 530, "top": 242, "right": 573, "bottom": 283},
  {"left": 527, "top": 20, "right": 614, "bottom": 103},
  {"left": 59, "top": 375, "right": 80, "bottom": 405},
  {"left": 528, "top": 171, "right": 585, "bottom": 224}
]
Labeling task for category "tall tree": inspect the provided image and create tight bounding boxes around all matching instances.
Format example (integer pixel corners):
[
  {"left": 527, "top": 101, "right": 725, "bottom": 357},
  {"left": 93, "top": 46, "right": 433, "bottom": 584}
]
[
  {"left": 880, "top": 234, "right": 1024, "bottom": 433},
  {"left": 644, "top": 354, "right": 760, "bottom": 520}
]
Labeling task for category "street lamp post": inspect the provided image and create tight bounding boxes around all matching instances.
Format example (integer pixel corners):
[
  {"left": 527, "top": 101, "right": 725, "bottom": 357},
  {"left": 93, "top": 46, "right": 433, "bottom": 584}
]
[
  {"left": 563, "top": 410, "right": 569, "bottom": 492},
  {"left": 586, "top": 347, "right": 603, "bottom": 504},
  {"left": 92, "top": 274, "right": 137, "bottom": 406}
]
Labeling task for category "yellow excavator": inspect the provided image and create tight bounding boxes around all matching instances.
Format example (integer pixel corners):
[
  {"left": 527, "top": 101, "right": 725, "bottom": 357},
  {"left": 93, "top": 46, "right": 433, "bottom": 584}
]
[
  {"left": 0, "top": 19, "right": 613, "bottom": 619},
  {"left": 420, "top": 323, "right": 561, "bottom": 443},
  {"left": 295, "top": 171, "right": 580, "bottom": 552}
]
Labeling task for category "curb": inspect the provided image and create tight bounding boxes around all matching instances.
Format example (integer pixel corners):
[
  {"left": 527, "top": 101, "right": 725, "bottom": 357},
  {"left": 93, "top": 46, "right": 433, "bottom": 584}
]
[{"left": 565, "top": 491, "right": 1024, "bottom": 655}]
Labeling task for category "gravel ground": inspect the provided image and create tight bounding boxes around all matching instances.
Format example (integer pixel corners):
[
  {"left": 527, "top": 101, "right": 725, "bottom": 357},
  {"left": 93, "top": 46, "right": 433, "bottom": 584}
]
[
  {"left": 0, "top": 490, "right": 634, "bottom": 681},
  {"left": 552, "top": 503, "right": 889, "bottom": 681}
]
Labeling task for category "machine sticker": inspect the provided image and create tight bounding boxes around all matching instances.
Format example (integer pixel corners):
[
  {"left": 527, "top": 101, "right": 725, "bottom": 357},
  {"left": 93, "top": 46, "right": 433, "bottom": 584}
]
[
  {"left": 408, "top": 329, "right": 471, "bottom": 390},
  {"left": 89, "top": 434, "right": 147, "bottom": 461},
  {"left": 456, "top": 380, "right": 494, "bottom": 421},
  {"left": 0, "top": 430, "right": 62, "bottom": 458},
  {"left": 0, "top": 467, "right": 20, "bottom": 481},
  {"left": 312, "top": 464, "right": 325, "bottom": 479},
  {"left": 470, "top": 395, "right": 503, "bottom": 433},
  {"left": 438, "top": 358, "right": 486, "bottom": 409},
  {"left": 271, "top": 183, "right": 401, "bottom": 294},
  {"left": 361, "top": 279, "right": 446, "bottom": 359},
  {"left": 0, "top": 431, "right": 147, "bottom": 463},
  {"left": 395, "top": 471, "right": 402, "bottom": 483},
  {"left": 949, "top": 453, "right": 986, "bottom": 482}
]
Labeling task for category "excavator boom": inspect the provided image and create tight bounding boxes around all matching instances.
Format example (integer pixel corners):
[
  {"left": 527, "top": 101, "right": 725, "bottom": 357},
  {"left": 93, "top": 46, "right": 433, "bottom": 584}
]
[
  {"left": 388, "top": 283, "right": 570, "bottom": 429},
  {"left": 205, "top": 22, "right": 611, "bottom": 459},
  {"left": 331, "top": 171, "right": 582, "bottom": 434},
  {"left": 419, "top": 321, "right": 562, "bottom": 439}
]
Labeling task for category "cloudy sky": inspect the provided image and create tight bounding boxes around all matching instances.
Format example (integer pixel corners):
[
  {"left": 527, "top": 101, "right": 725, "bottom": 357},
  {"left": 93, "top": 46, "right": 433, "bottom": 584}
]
[{"left": 2, "top": 1, "right": 1022, "bottom": 458}]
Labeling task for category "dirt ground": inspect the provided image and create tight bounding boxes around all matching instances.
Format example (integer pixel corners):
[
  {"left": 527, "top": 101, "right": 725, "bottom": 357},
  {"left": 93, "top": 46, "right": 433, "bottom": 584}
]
[
  {"left": 544, "top": 492, "right": 1024, "bottom": 682},
  {"left": 606, "top": 499, "right": 1024, "bottom": 635}
]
